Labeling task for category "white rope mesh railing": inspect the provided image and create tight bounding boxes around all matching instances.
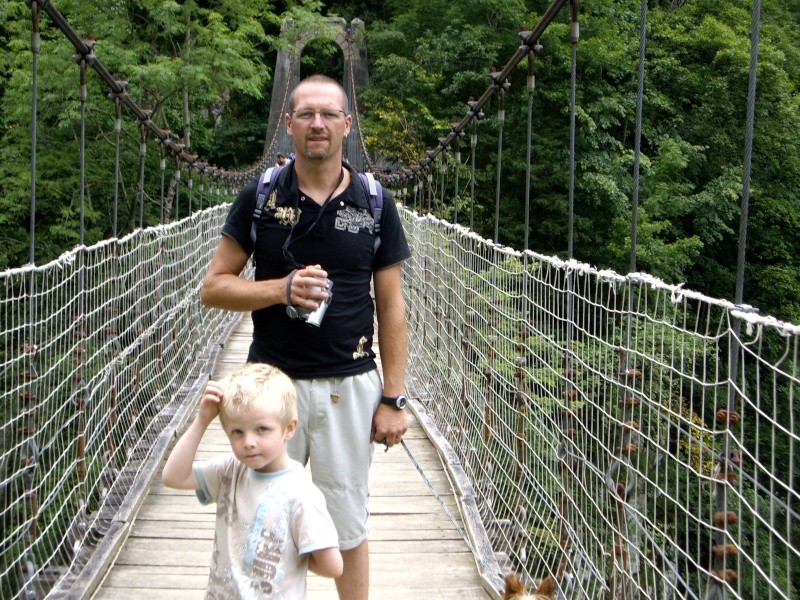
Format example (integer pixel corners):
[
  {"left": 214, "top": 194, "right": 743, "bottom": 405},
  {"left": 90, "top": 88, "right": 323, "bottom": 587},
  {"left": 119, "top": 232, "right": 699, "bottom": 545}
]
[
  {"left": 0, "top": 205, "right": 243, "bottom": 599},
  {"left": 401, "top": 209, "right": 800, "bottom": 599},
  {"left": 1, "top": 203, "right": 797, "bottom": 599}
]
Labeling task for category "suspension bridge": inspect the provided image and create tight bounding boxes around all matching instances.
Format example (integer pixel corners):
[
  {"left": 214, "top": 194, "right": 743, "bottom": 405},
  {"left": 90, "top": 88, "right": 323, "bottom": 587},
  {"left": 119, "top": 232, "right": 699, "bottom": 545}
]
[{"left": 3, "top": 1, "right": 800, "bottom": 599}]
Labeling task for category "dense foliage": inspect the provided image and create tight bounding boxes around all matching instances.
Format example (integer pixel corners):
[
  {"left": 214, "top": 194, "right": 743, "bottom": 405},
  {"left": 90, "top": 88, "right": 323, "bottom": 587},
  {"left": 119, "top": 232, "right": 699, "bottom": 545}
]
[{"left": 1, "top": 0, "right": 799, "bottom": 323}]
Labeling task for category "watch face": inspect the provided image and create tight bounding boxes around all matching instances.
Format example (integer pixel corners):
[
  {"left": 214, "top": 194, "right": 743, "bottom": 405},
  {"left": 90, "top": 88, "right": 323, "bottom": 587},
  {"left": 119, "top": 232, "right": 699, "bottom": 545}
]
[{"left": 396, "top": 395, "right": 407, "bottom": 409}]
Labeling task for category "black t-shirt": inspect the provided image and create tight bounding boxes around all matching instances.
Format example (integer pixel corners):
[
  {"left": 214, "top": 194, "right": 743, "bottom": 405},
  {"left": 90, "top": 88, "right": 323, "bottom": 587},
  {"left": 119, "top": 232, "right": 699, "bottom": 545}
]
[{"left": 221, "top": 163, "right": 411, "bottom": 379}]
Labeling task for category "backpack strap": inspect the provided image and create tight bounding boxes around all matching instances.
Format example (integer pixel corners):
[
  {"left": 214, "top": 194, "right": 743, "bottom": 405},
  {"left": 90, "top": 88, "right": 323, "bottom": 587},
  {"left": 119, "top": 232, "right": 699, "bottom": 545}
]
[
  {"left": 358, "top": 172, "right": 383, "bottom": 252},
  {"left": 251, "top": 165, "right": 283, "bottom": 249}
]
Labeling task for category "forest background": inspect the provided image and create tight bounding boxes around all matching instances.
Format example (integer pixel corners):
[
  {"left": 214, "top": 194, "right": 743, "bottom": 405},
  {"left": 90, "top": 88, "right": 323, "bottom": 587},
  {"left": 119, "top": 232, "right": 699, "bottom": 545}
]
[{"left": 1, "top": 0, "right": 798, "bottom": 324}]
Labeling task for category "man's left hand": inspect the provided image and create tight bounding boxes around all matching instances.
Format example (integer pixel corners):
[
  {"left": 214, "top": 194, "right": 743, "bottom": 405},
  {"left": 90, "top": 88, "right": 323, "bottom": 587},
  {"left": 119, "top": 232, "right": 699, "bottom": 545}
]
[{"left": 371, "top": 404, "right": 409, "bottom": 449}]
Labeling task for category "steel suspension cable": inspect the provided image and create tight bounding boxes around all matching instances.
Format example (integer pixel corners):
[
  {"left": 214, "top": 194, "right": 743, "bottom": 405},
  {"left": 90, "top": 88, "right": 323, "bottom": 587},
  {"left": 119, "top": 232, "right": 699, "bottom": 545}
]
[
  {"left": 77, "top": 47, "right": 90, "bottom": 245},
  {"left": 735, "top": 0, "right": 760, "bottom": 308},
  {"left": 188, "top": 171, "right": 194, "bottom": 214},
  {"left": 469, "top": 108, "right": 480, "bottom": 230},
  {"left": 567, "top": 18, "right": 578, "bottom": 259},
  {"left": 173, "top": 157, "right": 181, "bottom": 220},
  {"left": 439, "top": 150, "right": 447, "bottom": 217},
  {"left": 621, "top": 0, "right": 649, "bottom": 454},
  {"left": 112, "top": 93, "right": 123, "bottom": 238},
  {"left": 159, "top": 143, "right": 166, "bottom": 224},
  {"left": 558, "top": 5, "right": 581, "bottom": 592},
  {"left": 198, "top": 174, "right": 205, "bottom": 211},
  {"left": 347, "top": 57, "right": 375, "bottom": 174},
  {"left": 705, "top": 2, "right": 762, "bottom": 599},
  {"left": 73, "top": 38, "right": 92, "bottom": 559},
  {"left": 522, "top": 43, "right": 541, "bottom": 250},
  {"left": 137, "top": 122, "right": 148, "bottom": 228},
  {"left": 612, "top": 3, "right": 649, "bottom": 597},
  {"left": 29, "top": 3, "right": 40, "bottom": 266},
  {"left": 493, "top": 84, "right": 507, "bottom": 244},
  {"left": 453, "top": 135, "right": 462, "bottom": 225},
  {"left": 23, "top": 6, "right": 42, "bottom": 595},
  {"left": 417, "top": 173, "right": 424, "bottom": 213},
  {"left": 629, "top": 0, "right": 648, "bottom": 275},
  {"left": 427, "top": 168, "right": 434, "bottom": 214}
]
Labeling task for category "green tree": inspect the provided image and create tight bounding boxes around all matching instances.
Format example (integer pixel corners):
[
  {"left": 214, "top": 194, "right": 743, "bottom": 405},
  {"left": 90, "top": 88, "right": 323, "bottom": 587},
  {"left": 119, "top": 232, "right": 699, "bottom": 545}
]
[
  {"left": 0, "top": 0, "right": 275, "bottom": 268},
  {"left": 360, "top": 0, "right": 800, "bottom": 322}
]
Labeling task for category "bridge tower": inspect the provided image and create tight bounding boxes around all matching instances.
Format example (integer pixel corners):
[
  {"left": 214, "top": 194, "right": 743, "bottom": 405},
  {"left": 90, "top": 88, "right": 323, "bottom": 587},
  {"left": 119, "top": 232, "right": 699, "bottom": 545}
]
[{"left": 264, "top": 17, "right": 371, "bottom": 172}]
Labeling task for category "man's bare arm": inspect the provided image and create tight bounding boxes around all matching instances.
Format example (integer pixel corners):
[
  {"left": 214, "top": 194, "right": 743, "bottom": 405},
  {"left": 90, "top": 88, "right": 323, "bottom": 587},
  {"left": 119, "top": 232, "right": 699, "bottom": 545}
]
[
  {"left": 374, "top": 263, "right": 408, "bottom": 397},
  {"left": 200, "top": 236, "right": 284, "bottom": 311},
  {"left": 371, "top": 263, "right": 409, "bottom": 447}
]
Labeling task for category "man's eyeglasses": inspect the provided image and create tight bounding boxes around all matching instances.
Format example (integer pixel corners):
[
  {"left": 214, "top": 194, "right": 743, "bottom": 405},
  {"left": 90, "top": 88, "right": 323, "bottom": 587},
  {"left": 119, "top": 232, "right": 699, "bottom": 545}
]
[{"left": 291, "top": 109, "right": 348, "bottom": 122}]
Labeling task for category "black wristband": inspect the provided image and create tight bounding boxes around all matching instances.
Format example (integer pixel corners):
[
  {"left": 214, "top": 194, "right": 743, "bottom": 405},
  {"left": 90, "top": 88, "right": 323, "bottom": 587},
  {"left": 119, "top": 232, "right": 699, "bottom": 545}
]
[
  {"left": 285, "top": 269, "right": 298, "bottom": 306},
  {"left": 380, "top": 395, "right": 407, "bottom": 409}
]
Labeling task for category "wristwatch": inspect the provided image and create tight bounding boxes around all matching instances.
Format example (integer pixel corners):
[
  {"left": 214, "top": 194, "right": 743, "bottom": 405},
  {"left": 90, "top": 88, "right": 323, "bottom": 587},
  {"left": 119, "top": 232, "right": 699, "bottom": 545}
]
[{"left": 380, "top": 394, "right": 407, "bottom": 410}]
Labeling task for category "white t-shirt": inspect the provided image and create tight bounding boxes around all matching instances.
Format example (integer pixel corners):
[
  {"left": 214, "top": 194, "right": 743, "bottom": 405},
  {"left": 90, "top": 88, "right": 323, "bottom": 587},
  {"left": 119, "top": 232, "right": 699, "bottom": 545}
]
[{"left": 194, "top": 457, "right": 339, "bottom": 599}]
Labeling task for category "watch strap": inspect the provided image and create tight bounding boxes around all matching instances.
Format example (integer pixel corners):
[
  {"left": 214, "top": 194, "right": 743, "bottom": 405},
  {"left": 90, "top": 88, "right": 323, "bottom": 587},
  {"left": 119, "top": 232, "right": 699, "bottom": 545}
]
[{"left": 380, "top": 394, "right": 407, "bottom": 409}]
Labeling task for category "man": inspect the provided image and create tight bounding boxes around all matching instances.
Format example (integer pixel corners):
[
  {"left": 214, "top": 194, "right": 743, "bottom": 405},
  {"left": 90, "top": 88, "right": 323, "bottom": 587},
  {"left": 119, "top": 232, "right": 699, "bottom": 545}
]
[
  {"left": 276, "top": 152, "right": 287, "bottom": 166},
  {"left": 200, "top": 74, "right": 410, "bottom": 600}
]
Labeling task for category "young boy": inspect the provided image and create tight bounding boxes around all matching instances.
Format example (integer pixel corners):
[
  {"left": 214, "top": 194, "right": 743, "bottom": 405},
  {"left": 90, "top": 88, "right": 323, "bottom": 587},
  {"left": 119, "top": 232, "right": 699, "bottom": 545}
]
[{"left": 162, "top": 362, "right": 343, "bottom": 598}]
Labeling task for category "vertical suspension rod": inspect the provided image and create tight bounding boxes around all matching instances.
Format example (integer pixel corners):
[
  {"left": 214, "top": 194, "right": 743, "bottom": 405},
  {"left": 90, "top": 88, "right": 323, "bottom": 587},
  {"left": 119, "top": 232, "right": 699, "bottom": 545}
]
[
  {"left": 111, "top": 90, "right": 124, "bottom": 238},
  {"left": 469, "top": 118, "right": 478, "bottom": 230},
  {"left": 28, "top": 1, "right": 40, "bottom": 267},
  {"left": 75, "top": 45, "right": 92, "bottom": 245},
  {"left": 629, "top": 0, "right": 648, "bottom": 276},
  {"left": 453, "top": 135, "right": 461, "bottom": 225},
  {"left": 493, "top": 84, "right": 507, "bottom": 244},
  {"left": 522, "top": 43, "right": 540, "bottom": 251}
]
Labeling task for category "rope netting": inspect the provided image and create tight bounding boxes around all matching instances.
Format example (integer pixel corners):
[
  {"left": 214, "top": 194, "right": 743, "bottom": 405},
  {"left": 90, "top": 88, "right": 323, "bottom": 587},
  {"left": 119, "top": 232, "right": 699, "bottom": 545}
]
[
  {"left": 2, "top": 205, "right": 798, "bottom": 599},
  {"left": 401, "top": 212, "right": 800, "bottom": 599},
  {"left": 0, "top": 206, "right": 242, "bottom": 598}
]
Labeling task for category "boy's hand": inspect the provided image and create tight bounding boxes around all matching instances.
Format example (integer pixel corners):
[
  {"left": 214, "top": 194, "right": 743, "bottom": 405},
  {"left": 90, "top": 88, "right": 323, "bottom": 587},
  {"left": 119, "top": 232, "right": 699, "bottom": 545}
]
[
  {"left": 198, "top": 381, "right": 223, "bottom": 425},
  {"left": 162, "top": 381, "right": 221, "bottom": 491}
]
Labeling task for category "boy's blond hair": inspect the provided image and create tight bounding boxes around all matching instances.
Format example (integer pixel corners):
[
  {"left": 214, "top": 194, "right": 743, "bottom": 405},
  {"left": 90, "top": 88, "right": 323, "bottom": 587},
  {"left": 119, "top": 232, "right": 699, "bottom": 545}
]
[{"left": 218, "top": 363, "right": 297, "bottom": 427}]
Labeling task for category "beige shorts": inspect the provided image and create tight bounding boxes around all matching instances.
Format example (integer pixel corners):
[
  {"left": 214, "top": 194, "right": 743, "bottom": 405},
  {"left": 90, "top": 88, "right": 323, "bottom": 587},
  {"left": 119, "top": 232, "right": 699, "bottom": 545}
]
[{"left": 288, "top": 369, "right": 382, "bottom": 550}]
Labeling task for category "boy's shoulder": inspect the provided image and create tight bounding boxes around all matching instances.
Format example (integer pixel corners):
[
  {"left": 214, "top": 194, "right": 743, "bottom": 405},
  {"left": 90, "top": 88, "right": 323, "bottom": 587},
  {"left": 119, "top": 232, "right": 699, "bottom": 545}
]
[
  {"left": 280, "top": 461, "right": 327, "bottom": 500},
  {"left": 280, "top": 460, "right": 316, "bottom": 490}
]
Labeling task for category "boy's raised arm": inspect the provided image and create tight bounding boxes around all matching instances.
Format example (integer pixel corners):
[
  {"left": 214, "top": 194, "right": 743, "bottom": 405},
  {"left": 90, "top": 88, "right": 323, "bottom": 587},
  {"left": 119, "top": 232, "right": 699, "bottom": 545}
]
[{"left": 161, "top": 382, "right": 223, "bottom": 490}]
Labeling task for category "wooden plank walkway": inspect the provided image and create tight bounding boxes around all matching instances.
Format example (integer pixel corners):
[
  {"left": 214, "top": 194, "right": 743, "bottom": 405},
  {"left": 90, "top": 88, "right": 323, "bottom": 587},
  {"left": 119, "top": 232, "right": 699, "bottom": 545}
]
[{"left": 92, "top": 317, "right": 494, "bottom": 599}]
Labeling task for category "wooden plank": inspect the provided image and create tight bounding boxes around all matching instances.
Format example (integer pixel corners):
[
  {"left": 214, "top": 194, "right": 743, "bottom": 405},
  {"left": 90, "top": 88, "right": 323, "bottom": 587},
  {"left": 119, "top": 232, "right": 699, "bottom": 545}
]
[
  {"left": 127, "top": 521, "right": 467, "bottom": 542},
  {"left": 93, "top": 317, "right": 493, "bottom": 599}
]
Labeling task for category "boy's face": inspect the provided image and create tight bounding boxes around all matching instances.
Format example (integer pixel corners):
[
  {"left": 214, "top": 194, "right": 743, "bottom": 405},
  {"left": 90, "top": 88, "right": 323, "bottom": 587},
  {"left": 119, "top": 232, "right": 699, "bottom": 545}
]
[{"left": 223, "top": 406, "right": 296, "bottom": 473}]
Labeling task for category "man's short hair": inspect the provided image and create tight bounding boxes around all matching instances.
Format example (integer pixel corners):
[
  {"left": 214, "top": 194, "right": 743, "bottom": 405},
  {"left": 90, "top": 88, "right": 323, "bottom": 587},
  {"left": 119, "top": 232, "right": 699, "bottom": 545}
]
[
  {"left": 289, "top": 74, "right": 350, "bottom": 114},
  {"left": 277, "top": 152, "right": 286, "bottom": 159}
]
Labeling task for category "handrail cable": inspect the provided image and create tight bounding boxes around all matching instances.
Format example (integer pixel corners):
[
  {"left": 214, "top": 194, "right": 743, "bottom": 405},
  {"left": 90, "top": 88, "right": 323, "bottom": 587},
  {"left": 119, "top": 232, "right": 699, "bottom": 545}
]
[
  {"left": 384, "top": 0, "right": 569, "bottom": 185},
  {"left": 29, "top": 0, "right": 255, "bottom": 185}
]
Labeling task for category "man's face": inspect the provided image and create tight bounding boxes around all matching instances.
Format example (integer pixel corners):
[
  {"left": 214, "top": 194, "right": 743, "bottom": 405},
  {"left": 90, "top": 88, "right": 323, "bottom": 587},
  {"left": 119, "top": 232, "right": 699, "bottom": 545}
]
[{"left": 286, "top": 82, "right": 351, "bottom": 161}]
